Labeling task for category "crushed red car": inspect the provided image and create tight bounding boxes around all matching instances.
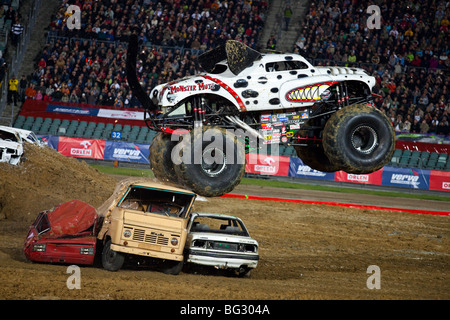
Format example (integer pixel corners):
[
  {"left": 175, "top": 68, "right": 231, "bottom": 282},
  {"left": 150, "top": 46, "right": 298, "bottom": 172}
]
[{"left": 24, "top": 199, "right": 99, "bottom": 265}]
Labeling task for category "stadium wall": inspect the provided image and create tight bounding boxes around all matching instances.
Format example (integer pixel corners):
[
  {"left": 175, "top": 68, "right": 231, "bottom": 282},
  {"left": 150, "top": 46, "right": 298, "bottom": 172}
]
[{"left": 39, "top": 134, "right": 450, "bottom": 193}]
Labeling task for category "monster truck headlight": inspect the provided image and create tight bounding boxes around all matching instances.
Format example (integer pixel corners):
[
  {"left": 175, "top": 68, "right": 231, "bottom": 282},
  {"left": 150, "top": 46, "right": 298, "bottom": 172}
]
[
  {"left": 32, "top": 243, "right": 46, "bottom": 252},
  {"left": 170, "top": 237, "right": 179, "bottom": 246}
]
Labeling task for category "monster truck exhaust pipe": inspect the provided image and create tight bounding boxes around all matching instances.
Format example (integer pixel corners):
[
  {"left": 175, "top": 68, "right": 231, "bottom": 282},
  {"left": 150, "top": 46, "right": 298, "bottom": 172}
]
[{"left": 126, "top": 34, "right": 157, "bottom": 112}]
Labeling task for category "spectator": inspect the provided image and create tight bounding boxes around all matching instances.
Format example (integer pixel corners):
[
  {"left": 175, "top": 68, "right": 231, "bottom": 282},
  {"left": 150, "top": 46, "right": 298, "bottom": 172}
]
[
  {"left": 19, "top": 75, "right": 27, "bottom": 102},
  {"left": 25, "top": 83, "right": 37, "bottom": 100},
  {"left": 7, "top": 74, "right": 19, "bottom": 106},
  {"left": 420, "top": 119, "right": 429, "bottom": 133},
  {"left": 11, "top": 19, "right": 24, "bottom": 46},
  {"left": 284, "top": 5, "right": 293, "bottom": 31}
]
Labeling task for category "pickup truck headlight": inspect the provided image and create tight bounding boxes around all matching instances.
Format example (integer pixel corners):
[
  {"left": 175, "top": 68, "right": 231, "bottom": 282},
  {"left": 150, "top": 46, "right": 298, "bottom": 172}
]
[
  {"left": 170, "top": 238, "right": 178, "bottom": 246},
  {"left": 80, "top": 247, "right": 94, "bottom": 255},
  {"left": 123, "top": 230, "right": 132, "bottom": 238},
  {"left": 32, "top": 243, "right": 46, "bottom": 252}
]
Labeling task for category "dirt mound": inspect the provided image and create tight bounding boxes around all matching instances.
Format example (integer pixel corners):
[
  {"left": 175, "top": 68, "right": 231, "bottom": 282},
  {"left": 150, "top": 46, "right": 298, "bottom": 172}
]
[{"left": 0, "top": 143, "right": 116, "bottom": 223}]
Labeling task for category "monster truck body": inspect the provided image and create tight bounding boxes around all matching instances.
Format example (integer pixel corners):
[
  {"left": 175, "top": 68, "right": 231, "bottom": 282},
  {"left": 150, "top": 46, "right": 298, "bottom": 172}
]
[{"left": 127, "top": 36, "right": 395, "bottom": 197}]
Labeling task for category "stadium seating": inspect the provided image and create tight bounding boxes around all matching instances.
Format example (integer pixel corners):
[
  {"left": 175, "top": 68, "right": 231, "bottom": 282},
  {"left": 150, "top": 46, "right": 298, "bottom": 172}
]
[{"left": 387, "top": 149, "right": 449, "bottom": 171}]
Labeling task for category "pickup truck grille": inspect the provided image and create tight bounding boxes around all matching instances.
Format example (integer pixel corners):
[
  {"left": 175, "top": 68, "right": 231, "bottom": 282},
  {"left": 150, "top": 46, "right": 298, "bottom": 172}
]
[{"left": 132, "top": 228, "right": 169, "bottom": 246}]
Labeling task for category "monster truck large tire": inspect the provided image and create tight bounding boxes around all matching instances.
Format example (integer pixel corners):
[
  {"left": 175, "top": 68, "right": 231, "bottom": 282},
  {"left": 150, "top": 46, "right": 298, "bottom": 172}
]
[
  {"left": 294, "top": 120, "right": 341, "bottom": 172},
  {"left": 294, "top": 145, "right": 341, "bottom": 172},
  {"left": 322, "top": 104, "right": 395, "bottom": 174},
  {"left": 149, "top": 132, "right": 179, "bottom": 184},
  {"left": 173, "top": 126, "right": 245, "bottom": 197}
]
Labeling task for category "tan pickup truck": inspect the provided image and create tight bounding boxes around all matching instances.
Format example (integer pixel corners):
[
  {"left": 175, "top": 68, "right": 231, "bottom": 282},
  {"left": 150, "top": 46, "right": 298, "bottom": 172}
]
[{"left": 97, "top": 178, "right": 197, "bottom": 274}]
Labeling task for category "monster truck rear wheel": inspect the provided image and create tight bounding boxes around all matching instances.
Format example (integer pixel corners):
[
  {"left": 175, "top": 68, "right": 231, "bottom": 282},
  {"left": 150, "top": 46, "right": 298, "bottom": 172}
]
[
  {"left": 173, "top": 127, "right": 245, "bottom": 197},
  {"left": 149, "top": 132, "right": 179, "bottom": 184},
  {"left": 294, "top": 121, "right": 341, "bottom": 172},
  {"left": 322, "top": 104, "right": 395, "bottom": 174}
]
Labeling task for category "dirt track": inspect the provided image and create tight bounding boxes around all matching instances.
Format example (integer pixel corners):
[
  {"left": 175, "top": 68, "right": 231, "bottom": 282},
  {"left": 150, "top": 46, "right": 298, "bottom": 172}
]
[{"left": 0, "top": 144, "right": 449, "bottom": 300}]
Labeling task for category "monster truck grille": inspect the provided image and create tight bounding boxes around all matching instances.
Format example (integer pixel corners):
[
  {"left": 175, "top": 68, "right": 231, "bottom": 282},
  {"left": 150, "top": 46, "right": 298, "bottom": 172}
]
[{"left": 132, "top": 228, "right": 169, "bottom": 246}]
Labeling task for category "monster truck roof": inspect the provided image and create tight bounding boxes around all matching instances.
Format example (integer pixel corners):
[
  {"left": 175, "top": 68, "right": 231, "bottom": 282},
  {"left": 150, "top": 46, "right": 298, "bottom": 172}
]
[{"left": 198, "top": 40, "right": 317, "bottom": 77}]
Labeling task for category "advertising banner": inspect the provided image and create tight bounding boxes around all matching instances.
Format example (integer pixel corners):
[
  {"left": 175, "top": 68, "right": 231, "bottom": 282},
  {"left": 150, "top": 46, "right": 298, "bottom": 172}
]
[
  {"left": 38, "top": 135, "right": 59, "bottom": 150},
  {"left": 58, "top": 137, "right": 105, "bottom": 159},
  {"left": 97, "top": 109, "right": 145, "bottom": 121},
  {"left": 288, "top": 157, "right": 335, "bottom": 180},
  {"left": 245, "top": 153, "right": 290, "bottom": 176},
  {"left": 46, "top": 104, "right": 100, "bottom": 117},
  {"left": 104, "top": 141, "right": 150, "bottom": 164},
  {"left": 428, "top": 170, "right": 450, "bottom": 192},
  {"left": 381, "top": 167, "right": 430, "bottom": 189},
  {"left": 334, "top": 169, "right": 383, "bottom": 185}
]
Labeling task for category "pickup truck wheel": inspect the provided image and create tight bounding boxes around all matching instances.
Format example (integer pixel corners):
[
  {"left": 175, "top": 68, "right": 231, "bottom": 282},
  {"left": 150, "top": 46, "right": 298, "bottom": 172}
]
[
  {"left": 102, "top": 240, "right": 125, "bottom": 272},
  {"left": 173, "top": 126, "right": 245, "bottom": 197},
  {"left": 322, "top": 104, "right": 395, "bottom": 174},
  {"left": 162, "top": 260, "right": 184, "bottom": 275},
  {"left": 149, "top": 132, "right": 179, "bottom": 184}
]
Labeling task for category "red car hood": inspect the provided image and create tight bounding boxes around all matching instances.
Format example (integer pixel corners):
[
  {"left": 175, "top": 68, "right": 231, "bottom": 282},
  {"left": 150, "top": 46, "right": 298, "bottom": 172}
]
[{"left": 44, "top": 199, "right": 98, "bottom": 238}]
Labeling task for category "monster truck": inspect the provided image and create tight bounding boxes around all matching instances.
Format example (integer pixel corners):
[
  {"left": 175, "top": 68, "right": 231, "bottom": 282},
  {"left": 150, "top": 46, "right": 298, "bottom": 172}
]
[{"left": 126, "top": 35, "right": 395, "bottom": 197}]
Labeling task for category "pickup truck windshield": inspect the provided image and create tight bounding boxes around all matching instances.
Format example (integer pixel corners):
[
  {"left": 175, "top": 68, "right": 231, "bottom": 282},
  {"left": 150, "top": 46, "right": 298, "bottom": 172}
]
[{"left": 119, "top": 186, "right": 195, "bottom": 218}]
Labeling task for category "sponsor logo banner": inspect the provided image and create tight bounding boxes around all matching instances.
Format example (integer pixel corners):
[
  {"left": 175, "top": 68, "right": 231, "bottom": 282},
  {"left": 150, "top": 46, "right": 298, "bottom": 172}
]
[
  {"left": 429, "top": 170, "right": 450, "bottom": 192},
  {"left": 97, "top": 109, "right": 145, "bottom": 120},
  {"left": 288, "top": 157, "right": 335, "bottom": 180},
  {"left": 46, "top": 104, "right": 99, "bottom": 116},
  {"left": 381, "top": 166, "right": 430, "bottom": 189},
  {"left": 58, "top": 137, "right": 105, "bottom": 159},
  {"left": 334, "top": 169, "right": 383, "bottom": 185},
  {"left": 104, "top": 141, "right": 149, "bottom": 164},
  {"left": 46, "top": 104, "right": 144, "bottom": 121},
  {"left": 245, "top": 153, "right": 290, "bottom": 176}
]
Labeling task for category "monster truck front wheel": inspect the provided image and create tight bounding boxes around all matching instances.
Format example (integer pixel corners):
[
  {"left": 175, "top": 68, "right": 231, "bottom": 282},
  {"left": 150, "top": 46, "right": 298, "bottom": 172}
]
[
  {"left": 149, "top": 132, "right": 179, "bottom": 184},
  {"left": 322, "top": 104, "right": 395, "bottom": 174},
  {"left": 173, "top": 127, "right": 245, "bottom": 197}
]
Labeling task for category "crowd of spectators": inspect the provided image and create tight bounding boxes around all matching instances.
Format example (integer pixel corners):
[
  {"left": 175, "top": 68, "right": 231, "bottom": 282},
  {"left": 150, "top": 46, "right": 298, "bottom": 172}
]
[
  {"left": 292, "top": 0, "right": 449, "bottom": 136},
  {"left": 19, "top": 0, "right": 268, "bottom": 109},
  {"left": 17, "top": 0, "right": 450, "bottom": 136}
]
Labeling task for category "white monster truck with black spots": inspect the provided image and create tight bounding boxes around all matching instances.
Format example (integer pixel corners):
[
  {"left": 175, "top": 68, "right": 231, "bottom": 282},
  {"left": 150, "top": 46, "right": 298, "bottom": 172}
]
[{"left": 127, "top": 35, "right": 395, "bottom": 197}]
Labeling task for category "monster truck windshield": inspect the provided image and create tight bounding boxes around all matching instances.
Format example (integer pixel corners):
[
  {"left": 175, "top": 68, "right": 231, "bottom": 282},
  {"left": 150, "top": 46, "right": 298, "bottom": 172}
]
[
  {"left": 119, "top": 186, "right": 195, "bottom": 218},
  {"left": 265, "top": 60, "right": 309, "bottom": 72}
]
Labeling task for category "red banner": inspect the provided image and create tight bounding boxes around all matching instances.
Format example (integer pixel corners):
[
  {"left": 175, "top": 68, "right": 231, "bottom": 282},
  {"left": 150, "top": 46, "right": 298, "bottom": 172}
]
[
  {"left": 245, "top": 153, "right": 290, "bottom": 176},
  {"left": 58, "top": 137, "right": 105, "bottom": 159},
  {"left": 334, "top": 169, "right": 383, "bottom": 185},
  {"left": 429, "top": 170, "right": 450, "bottom": 192}
]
